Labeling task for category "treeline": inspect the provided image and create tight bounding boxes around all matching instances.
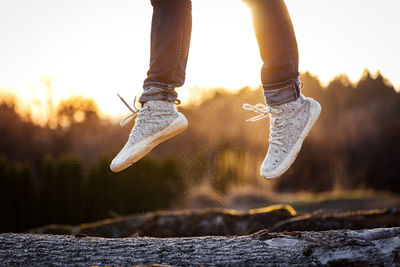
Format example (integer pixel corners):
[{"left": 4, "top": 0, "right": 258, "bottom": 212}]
[
  {"left": 0, "top": 93, "right": 188, "bottom": 232},
  {"left": 0, "top": 69, "right": 399, "bottom": 232}
]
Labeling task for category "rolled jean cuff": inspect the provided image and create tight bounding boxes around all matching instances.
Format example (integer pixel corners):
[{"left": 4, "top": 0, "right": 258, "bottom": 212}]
[
  {"left": 139, "top": 85, "right": 178, "bottom": 104},
  {"left": 263, "top": 78, "right": 301, "bottom": 106}
]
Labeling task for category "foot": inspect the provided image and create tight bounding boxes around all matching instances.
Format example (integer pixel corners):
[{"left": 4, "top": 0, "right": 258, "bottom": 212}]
[
  {"left": 243, "top": 94, "right": 321, "bottom": 179},
  {"left": 110, "top": 99, "right": 188, "bottom": 172}
]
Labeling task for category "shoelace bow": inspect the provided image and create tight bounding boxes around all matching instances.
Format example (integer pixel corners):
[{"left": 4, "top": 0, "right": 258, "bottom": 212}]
[
  {"left": 118, "top": 94, "right": 140, "bottom": 126},
  {"left": 117, "top": 94, "right": 182, "bottom": 127},
  {"left": 243, "top": 103, "right": 285, "bottom": 146}
]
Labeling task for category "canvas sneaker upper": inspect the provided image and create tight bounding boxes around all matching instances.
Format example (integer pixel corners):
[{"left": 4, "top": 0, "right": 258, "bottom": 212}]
[
  {"left": 110, "top": 97, "right": 187, "bottom": 172},
  {"left": 128, "top": 101, "right": 180, "bottom": 144},
  {"left": 243, "top": 94, "right": 321, "bottom": 179}
]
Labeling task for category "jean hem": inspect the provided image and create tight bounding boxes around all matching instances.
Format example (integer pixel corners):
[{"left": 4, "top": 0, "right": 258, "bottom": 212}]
[
  {"left": 143, "top": 81, "right": 175, "bottom": 91},
  {"left": 263, "top": 78, "right": 301, "bottom": 106},
  {"left": 139, "top": 85, "right": 178, "bottom": 104}
]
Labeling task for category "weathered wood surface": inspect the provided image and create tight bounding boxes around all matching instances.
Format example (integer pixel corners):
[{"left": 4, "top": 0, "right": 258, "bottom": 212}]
[
  {"left": 29, "top": 206, "right": 400, "bottom": 238},
  {"left": 2, "top": 228, "right": 400, "bottom": 266}
]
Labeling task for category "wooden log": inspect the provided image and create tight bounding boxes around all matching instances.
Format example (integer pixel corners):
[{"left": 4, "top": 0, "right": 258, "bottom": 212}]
[
  {"left": 2, "top": 228, "right": 400, "bottom": 266},
  {"left": 29, "top": 205, "right": 296, "bottom": 238},
  {"left": 29, "top": 206, "right": 400, "bottom": 239}
]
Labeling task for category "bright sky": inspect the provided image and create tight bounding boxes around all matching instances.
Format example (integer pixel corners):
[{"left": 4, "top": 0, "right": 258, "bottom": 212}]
[{"left": 0, "top": 0, "right": 399, "bottom": 120}]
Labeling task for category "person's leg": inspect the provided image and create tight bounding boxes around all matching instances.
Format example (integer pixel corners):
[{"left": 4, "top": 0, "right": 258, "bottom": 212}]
[
  {"left": 244, "top": 0, "right": 300, "bottom": 106},
  {"left": 139, "top": 0, "right": 192, "bottom": 104},
  {"left": 111, "top": 0, "right": 192, "bottom": 172},
  {"left": 243, "top": 0, "right": 321, "bottom": 179}
]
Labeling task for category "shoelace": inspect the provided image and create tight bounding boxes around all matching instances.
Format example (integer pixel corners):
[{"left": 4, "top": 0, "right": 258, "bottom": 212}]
[
  {"left": 117, "top": 94, "right": 182, "bottom": 127},
  {"left": 243, "top": 103, "right": 285, "bottom": 146},
  {"left": 118, "top": 94, "right": 140, "bottom": 126}
]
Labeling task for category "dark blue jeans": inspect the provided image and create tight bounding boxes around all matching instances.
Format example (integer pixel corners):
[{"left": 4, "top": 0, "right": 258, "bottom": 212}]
[{"left": 140, "top": 0, "right": 301, "bottom": 106}]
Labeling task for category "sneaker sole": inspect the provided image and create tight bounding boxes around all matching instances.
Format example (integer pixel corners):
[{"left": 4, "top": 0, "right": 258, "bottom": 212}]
[
  {"left": 110, "top": 113, "right": 188, "bottom": 172},
  {"left": 261, "top": 98, "right": 321, "bottom": 179}
]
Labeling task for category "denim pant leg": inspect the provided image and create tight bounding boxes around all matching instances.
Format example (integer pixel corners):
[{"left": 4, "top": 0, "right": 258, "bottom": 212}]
[
  {"left": 244, "top": 0, "right": 301, "bottom": 106},
  {"left": 140, "top": 0, "right": 192, "bottom": 104}
]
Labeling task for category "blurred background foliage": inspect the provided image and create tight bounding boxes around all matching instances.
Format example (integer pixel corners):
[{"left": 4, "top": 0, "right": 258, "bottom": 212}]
[{"left": 0, "top": 69, "right": 399, "bottom": 232}]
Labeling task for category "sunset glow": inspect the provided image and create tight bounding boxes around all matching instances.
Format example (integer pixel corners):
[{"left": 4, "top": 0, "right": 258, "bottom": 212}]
[{"left": 0, "top": 0, "right": 399, "bottom": 120}]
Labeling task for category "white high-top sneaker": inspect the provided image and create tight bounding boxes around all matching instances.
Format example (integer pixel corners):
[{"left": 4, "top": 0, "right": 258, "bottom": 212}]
[
  {"left": 110, "top": 96, "right": 187, "bottom": 172},
  {"left": 243, "top": 94, "right": 321, "bottom": 179}
]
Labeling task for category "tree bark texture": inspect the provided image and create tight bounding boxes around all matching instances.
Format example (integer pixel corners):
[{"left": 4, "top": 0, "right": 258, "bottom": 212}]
[{"left": 2, "top": 227, "right": 400, "bottom": 266}]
